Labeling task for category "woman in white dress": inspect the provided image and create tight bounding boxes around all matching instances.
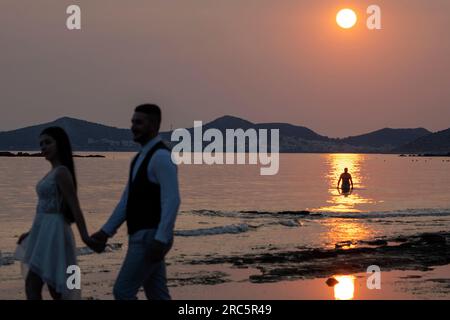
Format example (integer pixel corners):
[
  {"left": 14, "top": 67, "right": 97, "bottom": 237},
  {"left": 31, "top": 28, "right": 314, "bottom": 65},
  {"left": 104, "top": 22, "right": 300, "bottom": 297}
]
[{"left": 17, "top": 127, "right": 104, "bottom": 300}]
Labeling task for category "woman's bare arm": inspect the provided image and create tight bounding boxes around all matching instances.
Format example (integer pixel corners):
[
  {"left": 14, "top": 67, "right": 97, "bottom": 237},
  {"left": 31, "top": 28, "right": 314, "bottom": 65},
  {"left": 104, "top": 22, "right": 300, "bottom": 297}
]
[{"left": 54, "top": 167, "right": 90, "bottom": 243}]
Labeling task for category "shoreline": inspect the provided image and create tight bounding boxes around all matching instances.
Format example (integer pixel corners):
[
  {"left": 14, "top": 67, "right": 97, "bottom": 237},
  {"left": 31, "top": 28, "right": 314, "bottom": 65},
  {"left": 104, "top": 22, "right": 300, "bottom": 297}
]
[
  {"left": 0, "top": 151, "right": 105, "bottom": 158},
  {"left": 1, "top": 150, "right": 450, "bottom": 157}
]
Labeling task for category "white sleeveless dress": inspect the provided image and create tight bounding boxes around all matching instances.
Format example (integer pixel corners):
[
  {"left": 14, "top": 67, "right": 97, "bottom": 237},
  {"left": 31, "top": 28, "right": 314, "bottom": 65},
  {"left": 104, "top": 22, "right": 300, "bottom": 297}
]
[{"left": 19, "top": 167, "right": 81, "bottom": 299}]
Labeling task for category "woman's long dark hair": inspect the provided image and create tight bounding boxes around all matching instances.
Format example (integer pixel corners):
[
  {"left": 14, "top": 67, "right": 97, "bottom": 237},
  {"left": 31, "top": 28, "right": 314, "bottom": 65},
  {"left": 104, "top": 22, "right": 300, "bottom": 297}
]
[{"left": 40, "top": 126, "right": 77, "bottom": 190}]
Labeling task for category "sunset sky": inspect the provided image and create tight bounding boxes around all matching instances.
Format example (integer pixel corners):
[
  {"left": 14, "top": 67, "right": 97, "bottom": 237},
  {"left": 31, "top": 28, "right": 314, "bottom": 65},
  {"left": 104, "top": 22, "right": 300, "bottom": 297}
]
[{"left": 1, "top": 0, "right": 449, "bottom": 137}]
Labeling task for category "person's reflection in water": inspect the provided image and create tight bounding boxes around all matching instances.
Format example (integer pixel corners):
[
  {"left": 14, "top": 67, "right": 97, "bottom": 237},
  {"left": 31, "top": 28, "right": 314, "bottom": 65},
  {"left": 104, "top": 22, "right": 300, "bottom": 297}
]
[{"left": 337, "top": 168, "right": 354, "bottom": 196}]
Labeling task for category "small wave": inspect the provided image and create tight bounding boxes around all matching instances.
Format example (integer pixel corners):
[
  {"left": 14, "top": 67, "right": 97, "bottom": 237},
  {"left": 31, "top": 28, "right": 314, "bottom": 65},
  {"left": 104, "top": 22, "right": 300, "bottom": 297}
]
[
  {"left": 319, "top": 208, "right": 450, "bottom": 219},
  {"left": 76, "top": 243, "right": 123, "bottom": 256},
  {"left": 175, "top": 224, "right": 252, "bottom": 237},
  {"left": 188, "top": 208, "right": 450, "bottom": 220},
  {"left": 0, "top": 251, "right": 15, "bottom": 266},
  {"left": 189, "top": 209, "right": 313, "bottom": 219},
  {"left": 279, "top": 219, "right": 304, "bottom": 227},
  {"left": 189, "top": 210, "right": 254, "bottom": 219}
]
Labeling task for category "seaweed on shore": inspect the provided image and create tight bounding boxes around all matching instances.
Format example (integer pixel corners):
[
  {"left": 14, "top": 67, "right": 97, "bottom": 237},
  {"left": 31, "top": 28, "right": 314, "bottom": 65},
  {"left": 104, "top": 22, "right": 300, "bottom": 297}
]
[
  {"left": 168, "top": 271, "right": 230, "bottom": 287},
  {"left": 183, "top": 232, "right": 450, "bottom": 283}
]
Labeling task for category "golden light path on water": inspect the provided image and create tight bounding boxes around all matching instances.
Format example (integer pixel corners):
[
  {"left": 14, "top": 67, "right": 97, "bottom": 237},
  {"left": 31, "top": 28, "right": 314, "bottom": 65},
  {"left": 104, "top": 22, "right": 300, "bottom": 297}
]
[
  {"left": 317, "top": 154, "right": 376, "bottom": 249},
  {"left": 319, "top": 155, "right": 370, "bottom": 300},
  {"left": 319, "top": 154, "right": 376, "bottom": 213},
  {"left": 325, "top": 218, "right": 372, "bottom": 246}
]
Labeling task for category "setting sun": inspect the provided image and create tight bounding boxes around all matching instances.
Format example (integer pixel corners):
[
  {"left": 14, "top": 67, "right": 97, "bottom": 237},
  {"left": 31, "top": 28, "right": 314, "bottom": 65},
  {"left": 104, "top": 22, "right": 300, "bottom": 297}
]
[{"left": 336, "top": 8, "right": 358, "bottom": 29}]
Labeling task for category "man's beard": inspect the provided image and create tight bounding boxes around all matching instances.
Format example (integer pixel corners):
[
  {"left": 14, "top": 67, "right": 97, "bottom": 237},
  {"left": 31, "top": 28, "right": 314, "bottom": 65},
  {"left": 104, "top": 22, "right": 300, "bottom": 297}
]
[{"left": 133, "top": 132, "right": 151, "bottom": 144}]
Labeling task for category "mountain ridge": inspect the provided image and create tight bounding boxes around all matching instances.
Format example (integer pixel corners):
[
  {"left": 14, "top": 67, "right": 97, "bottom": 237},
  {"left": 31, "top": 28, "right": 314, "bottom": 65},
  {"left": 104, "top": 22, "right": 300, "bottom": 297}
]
[{"left": 0, "top": 115, "right": 446, "bottom": 153}]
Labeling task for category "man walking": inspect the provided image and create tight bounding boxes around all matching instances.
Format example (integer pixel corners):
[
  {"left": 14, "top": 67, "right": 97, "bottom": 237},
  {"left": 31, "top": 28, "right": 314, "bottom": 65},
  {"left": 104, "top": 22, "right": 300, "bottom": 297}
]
[{"left": 92, "top": 104, "right": 180, "bottom": 300}]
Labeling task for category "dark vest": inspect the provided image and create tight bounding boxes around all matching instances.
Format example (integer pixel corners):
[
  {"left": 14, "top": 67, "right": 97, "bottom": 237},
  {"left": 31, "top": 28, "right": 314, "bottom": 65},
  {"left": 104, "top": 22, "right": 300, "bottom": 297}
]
[{"left": 126, "top": 141, "right": 170, "bottom": 235}]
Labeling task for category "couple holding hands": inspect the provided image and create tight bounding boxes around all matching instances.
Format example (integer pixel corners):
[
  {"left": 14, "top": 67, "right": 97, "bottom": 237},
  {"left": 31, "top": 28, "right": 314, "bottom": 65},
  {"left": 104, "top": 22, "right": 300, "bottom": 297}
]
[{"left": 16, "top": 104, "right": 180, "bottom": 300}]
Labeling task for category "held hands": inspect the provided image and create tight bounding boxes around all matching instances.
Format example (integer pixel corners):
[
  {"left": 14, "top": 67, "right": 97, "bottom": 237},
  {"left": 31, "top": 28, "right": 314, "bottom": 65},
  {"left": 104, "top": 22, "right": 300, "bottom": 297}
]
[
  {"left": 83, "top": 230, "right": 108, "bottom": 253},
  {"left": 84, "top": 237, "right": 106, "bottom": 253},
  {"left": 88, "top": 229, "right": 109, "bottom": 253}
]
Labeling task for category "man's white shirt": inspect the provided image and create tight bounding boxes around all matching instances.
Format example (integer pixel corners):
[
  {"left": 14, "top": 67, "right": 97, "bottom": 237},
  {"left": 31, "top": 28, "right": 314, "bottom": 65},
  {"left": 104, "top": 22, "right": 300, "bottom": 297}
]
[{"left": 102, "top": 135, "right": 180, "bottom": 244}]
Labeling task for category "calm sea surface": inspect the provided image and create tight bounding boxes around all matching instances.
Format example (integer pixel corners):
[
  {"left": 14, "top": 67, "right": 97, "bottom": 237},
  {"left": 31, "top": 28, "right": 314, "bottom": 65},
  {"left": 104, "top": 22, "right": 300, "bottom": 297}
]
[{"left": 1, "top": 153, "right": 449, "bottom": 254}]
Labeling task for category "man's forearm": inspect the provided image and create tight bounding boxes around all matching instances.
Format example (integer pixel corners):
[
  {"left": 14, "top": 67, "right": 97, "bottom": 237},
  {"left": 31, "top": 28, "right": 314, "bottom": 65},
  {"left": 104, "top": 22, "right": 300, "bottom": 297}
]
[
  {"left": 155, "top": 196, "right": 180, "bottom": 244},
  {"left": 102, "top": 186, "right": 128, "bottom": 236}
]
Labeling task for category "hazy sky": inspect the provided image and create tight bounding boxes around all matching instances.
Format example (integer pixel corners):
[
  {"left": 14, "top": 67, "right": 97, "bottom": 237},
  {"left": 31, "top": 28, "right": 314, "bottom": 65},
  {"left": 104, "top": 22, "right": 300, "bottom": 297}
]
[{"left": 1, "top": 0, "right": 449, "bottom": 137}]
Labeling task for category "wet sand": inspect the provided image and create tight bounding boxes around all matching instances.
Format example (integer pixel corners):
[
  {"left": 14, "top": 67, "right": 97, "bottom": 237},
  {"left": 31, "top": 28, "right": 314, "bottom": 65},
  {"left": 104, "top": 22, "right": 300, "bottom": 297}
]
[
  {"left": 1, "top": 260, "right": 449, "bottom": 300},
  {"left": 1, "top": 232, "right": 449, "bottom": 300}
]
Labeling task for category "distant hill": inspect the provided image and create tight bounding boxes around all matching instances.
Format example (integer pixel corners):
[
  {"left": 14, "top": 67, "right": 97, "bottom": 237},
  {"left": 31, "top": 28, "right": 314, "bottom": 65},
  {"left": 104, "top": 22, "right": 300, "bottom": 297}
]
[
  {"left": 178, "top": 116, "right": 332, "bottom": 152},
  {"left": 0, "top": 117, "right": 134, "bottom": 151},
  {"left": 201, "top": 116, "right": 330, "bottom": 142},
  {"left": 394, "top": 128, "right": 450, "bottom": 153},
  {"left": 194, "top": 116, "right": 431, "bottom": 153},
  {"left": 0, "top": 115, "right": 440, "bottom": 153},
  {"left": 340, "top": 128, "right": 431, "bottom": 149}
]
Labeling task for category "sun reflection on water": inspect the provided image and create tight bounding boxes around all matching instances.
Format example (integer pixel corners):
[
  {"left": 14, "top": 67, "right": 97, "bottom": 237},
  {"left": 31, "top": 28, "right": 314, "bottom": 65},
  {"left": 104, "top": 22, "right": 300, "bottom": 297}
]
[
  {"left": 315, "top": 154, "right": 378, "bottom": 247},
  {"left": 333, "top": 275, "right": 355, "bottom": 300},
  {"left": 324, "top": 218, "right": 373, "bottom": 246},
  {"left": 318, "top": 154, "right": 376, "bottom": 213}
]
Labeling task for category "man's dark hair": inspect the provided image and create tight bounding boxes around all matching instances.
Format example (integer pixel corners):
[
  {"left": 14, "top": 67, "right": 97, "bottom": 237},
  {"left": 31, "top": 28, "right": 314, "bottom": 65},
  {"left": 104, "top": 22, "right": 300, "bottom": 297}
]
[{"left": 135, "top": 104, "right": 161, "bottom": 130}]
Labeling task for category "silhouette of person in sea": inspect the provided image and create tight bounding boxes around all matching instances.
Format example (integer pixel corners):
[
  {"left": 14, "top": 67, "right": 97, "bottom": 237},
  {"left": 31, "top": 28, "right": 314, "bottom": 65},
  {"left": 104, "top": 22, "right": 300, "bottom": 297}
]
[{"left": 337, "top": 168, "right": 353, "bottom": 194}]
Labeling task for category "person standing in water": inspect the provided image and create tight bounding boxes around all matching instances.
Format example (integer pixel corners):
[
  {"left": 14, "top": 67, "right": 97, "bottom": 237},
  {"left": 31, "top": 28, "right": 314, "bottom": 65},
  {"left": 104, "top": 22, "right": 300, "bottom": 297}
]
[{"left": 337, "top": 168, "right": 353, "bottom": 192}]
